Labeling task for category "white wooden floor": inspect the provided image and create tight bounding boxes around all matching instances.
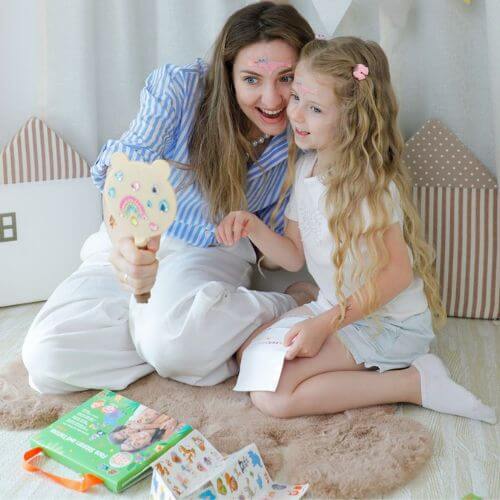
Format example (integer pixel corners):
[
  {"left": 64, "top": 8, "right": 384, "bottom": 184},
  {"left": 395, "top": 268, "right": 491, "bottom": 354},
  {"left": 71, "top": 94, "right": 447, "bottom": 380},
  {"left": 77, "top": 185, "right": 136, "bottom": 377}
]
[{"left": 0, "top": 301, "right": 498, "bottom": 499}]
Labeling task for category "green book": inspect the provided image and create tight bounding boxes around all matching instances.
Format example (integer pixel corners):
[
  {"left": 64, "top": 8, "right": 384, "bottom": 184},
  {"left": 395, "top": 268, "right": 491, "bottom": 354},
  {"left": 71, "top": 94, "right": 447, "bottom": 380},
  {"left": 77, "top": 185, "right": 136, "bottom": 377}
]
[{"left": 29, "top": 390, "right": 192, "bottom": 493}]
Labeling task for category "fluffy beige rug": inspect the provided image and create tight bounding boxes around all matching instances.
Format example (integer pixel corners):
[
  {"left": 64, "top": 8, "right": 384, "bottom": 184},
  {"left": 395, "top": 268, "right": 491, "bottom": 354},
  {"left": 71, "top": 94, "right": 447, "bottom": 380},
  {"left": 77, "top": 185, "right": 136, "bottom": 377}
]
[{"left": 0, "top": 358, "right": 432, "bottom": 498}]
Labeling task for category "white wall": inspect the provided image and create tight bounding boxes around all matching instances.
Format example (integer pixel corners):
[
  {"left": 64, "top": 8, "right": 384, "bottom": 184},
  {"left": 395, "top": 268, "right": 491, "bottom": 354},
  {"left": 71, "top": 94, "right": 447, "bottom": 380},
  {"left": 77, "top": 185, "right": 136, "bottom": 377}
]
[
  {"left": 1, "top": 0, "right": 498, "bottom": 176},
  {"left": 292, "top": 0, "right": 498, "bottom": 177}
]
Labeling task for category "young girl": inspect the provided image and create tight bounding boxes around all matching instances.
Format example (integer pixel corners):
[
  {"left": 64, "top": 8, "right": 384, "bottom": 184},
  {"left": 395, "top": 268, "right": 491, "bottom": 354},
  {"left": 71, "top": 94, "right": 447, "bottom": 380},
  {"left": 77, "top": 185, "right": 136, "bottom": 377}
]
[{"left": 216, "top": 37, "right": 496, "bottom": 423}]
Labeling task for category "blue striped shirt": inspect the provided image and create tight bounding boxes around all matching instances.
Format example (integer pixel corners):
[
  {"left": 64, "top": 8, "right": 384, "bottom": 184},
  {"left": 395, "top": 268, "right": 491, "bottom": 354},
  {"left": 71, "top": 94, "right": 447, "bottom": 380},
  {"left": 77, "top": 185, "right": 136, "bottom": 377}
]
[{"left": 91, "top": 59, "right": 290, "bottom": 247}]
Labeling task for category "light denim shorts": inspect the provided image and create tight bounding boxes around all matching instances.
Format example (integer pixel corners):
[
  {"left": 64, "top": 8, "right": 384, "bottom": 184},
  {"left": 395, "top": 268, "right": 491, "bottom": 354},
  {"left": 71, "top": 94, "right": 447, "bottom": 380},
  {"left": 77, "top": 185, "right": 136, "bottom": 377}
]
[{"left": 307, "top": 301, "right": 435, "bottom": 372}]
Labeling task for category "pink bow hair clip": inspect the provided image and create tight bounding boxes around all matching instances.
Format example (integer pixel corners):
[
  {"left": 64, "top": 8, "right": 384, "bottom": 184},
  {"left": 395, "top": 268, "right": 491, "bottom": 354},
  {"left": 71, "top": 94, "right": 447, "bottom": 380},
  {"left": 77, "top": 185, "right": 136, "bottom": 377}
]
[{"left": 353, "top": 64, "right": 369, "bottom": 81}]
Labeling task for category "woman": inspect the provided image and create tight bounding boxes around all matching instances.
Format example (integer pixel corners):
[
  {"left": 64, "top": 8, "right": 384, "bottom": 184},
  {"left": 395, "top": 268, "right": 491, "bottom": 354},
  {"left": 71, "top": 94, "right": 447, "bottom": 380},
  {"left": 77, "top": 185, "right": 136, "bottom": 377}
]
[{"left": 22, "top": 2, "right": 316, "bottom": 394}]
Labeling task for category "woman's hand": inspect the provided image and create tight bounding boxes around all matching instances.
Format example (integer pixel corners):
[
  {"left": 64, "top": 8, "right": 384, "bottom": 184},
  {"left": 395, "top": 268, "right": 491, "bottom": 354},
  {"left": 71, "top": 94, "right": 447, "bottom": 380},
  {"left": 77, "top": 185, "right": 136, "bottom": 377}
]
[
  {"left": 215, "top": 210, "right": 258, "bottom": 246},
  {"left": 109, "top": 235, "right": 160, "bottom": 295},
  {"left": 283, "top": 315, "right": 333, "bottom": 361}
]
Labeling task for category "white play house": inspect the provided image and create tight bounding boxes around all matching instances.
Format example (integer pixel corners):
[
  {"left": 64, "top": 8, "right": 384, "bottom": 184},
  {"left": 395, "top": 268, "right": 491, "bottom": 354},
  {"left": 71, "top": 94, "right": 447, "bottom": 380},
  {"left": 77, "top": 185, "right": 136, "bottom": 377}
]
[{"left": 0, "top": 117, "right": 102, "bottom": 306}]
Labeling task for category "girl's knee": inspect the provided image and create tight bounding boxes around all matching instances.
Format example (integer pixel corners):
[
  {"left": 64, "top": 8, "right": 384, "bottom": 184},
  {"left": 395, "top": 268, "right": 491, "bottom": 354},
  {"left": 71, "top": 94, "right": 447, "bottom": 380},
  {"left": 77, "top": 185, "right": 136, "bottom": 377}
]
[{"left": 250, "top": 391, "right": 295, "bottom": 418}]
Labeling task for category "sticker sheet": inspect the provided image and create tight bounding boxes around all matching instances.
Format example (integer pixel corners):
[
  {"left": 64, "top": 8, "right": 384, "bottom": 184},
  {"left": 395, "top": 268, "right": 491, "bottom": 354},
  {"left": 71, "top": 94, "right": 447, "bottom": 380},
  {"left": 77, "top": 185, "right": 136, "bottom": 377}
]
[
  {"left": 204, "top": 444, "right": 308, "bottom": 499},
  {"left": 152, "top": 430, "right": 224, "bottom": 498},
  {"left": 152, "top": 434, "right": 309, "bottom": 499}
]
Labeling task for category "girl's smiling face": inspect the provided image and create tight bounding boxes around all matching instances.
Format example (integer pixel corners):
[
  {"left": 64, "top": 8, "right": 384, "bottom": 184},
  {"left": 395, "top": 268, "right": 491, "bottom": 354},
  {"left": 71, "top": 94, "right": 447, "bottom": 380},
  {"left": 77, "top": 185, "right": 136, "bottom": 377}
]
[
  {"left": 287, "top": 61, "right": 340, "bottom": 152},
  {"left": 233, "top": 39, "right": 298, "bottom": 139}
]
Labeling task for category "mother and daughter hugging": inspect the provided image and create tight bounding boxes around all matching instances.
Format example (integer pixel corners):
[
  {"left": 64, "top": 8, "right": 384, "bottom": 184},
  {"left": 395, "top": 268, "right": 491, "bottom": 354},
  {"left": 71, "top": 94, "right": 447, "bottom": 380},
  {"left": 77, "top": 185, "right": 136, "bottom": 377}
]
[{"left": 22, "top": 2, "right": 495, "bottom": 424}]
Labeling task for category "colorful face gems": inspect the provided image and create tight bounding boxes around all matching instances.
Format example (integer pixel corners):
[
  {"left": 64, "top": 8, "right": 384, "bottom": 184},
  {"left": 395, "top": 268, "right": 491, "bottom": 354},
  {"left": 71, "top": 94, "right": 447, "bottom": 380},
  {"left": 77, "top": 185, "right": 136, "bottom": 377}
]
[
  {"left": 108, "top": 187, "right": 116, "bottom": 198},
  {"left": 248, "top": 57, "right": 292, "bottom": 75},
  {"left": 131, "top": 181, "right": 140, "bottom": 191},
  {"left": 120, "top": 195, "right": 148, "bottom": 226},
  {"left": 114, "top": 171, "right": 124, "bottom": 182},
  {"left": 108, "top": 214, "right": 116, "bottom": 229},
  {"left": 159, "top": 200, "right": 169, "bottom": 213},
  {"left": 149, "top": 222, "right": 159, "bottom": 232},
  {"left": 152, "top": 185, "right": 158, "bottom": 194},
  {"left": 146, "top": 200, "right": 152, "bottom": 208}
]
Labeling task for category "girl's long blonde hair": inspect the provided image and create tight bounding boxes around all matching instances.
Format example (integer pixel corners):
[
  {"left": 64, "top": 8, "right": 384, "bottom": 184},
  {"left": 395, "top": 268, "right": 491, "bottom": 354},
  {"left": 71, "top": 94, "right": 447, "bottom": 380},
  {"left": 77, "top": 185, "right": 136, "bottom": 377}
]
[
  {"left": 276, "top": 37, "right": 446, "bottom": 330},
  {"left": 188, "top": 2, "right": 314, "bottom": 222}
]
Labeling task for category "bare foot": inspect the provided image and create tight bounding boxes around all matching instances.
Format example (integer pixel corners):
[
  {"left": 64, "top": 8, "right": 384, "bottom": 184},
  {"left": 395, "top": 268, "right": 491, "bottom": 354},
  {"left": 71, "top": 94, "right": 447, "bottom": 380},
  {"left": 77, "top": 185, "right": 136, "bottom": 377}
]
[{"left": 285, "top": 281, "right": 319, "bottom": 306}]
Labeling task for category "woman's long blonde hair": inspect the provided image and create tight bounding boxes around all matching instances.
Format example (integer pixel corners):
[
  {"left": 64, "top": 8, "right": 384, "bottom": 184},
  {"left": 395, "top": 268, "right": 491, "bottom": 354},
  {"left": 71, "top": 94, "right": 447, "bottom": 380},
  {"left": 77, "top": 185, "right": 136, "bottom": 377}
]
[
  {"left": 188, "top": 2, "right": 314, "bottom": 222},
  {"left": 276, "top": 37, "right": 446, "bottom": 329}
]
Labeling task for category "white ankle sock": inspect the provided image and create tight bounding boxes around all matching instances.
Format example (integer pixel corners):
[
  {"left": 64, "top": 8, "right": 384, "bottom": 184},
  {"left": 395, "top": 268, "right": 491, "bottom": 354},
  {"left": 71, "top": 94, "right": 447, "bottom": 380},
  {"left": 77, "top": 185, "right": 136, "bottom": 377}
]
[{"left": 412, "top": 354, "right": 497, "bottom": 424}]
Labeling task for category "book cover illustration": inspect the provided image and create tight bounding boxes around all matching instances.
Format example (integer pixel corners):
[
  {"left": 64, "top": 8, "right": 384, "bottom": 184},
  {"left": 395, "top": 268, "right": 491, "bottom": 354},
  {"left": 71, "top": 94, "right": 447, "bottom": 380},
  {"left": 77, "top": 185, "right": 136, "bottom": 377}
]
[{"left": 30, "top": 390, "right": 192, "bottom": 492}]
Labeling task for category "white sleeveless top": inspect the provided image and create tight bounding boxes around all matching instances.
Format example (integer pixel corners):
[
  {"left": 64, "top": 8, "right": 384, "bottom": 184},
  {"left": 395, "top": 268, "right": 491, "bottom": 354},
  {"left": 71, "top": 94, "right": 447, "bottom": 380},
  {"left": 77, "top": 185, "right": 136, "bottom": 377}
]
[{"left": 285, "top": 152, "right": 429, "bottom": 320}]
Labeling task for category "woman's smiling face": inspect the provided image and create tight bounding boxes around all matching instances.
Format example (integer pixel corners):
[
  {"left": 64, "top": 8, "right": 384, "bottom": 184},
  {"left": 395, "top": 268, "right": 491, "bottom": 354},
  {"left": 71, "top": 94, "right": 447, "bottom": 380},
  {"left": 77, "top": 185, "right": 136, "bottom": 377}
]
[{"left": 233, "top": 39, "right": 298, "bottom": 139}]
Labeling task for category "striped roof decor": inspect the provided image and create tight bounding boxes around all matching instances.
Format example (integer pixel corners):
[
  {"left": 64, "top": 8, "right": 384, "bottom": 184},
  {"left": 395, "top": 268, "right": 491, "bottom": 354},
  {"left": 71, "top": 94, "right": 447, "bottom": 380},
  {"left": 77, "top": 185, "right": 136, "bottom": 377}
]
[
  {"left": 404, "top": 119, "right": 498, "bottom": 320},
  {"left": 0, "top": 117, "right": 90, "bottom": 184}
]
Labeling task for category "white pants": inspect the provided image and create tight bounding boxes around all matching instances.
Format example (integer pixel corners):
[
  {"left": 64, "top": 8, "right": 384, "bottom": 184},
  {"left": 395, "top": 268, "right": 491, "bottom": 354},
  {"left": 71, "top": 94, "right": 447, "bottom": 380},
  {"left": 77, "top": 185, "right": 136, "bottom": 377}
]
[{"left": 22, "top": 224, "right": 296, "bottom": 394}]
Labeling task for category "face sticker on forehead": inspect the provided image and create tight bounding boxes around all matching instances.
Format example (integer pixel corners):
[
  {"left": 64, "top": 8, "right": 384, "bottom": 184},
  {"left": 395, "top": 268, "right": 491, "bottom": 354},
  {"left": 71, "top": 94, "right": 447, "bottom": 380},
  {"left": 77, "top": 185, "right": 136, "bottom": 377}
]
[
  {"left": 294, "top": 80, "right": 317, "bottom": 95},
  {"left": 248, "top": 56, "right": 292, "bottom": 75}
]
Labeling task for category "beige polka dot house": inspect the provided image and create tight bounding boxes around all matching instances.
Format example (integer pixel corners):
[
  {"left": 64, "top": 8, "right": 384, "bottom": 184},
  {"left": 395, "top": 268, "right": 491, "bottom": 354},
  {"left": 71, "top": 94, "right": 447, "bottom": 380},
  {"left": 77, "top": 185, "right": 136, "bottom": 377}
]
[{"left": 404, "top": 119, "right": 498, "bottom": 320}]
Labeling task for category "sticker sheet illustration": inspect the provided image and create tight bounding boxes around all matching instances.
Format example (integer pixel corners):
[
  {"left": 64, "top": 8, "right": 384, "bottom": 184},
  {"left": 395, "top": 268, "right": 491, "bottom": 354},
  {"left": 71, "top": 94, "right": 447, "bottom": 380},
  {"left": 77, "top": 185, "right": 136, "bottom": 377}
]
[
  {"left": 151, "top": 435, "right": 309, "bottom": 499},
  {"left": 207, "top": 444, "right": 308, "bottom": 500},
  {"left": 103, "top": 152, "right": 177, "bottom": 303},
  {"left": 152, "top": 430, "right": 224, "bottom": 498}
]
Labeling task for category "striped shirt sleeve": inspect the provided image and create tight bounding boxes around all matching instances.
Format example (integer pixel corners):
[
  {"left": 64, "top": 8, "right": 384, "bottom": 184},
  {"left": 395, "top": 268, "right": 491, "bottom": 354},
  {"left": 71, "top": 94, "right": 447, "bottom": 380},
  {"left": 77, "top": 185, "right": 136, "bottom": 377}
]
[{"left": 91, "top": 64, "right": 185, "bottom": 191}]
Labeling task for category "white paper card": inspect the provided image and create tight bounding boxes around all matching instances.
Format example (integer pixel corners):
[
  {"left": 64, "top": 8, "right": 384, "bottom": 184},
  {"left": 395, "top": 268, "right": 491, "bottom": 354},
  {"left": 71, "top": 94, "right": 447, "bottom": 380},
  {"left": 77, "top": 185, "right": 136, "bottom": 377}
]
[{"left": 233, "top": 326, "right": 290, "bottom": 393}]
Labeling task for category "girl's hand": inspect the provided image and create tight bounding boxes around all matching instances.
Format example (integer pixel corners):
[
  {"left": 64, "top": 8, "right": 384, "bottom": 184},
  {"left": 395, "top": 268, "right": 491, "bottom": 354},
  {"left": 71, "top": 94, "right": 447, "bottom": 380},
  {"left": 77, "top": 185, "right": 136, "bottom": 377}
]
[
  {"left": 283, "top": 316, "right": 333, "bottom": 361},
  {"left": 215, "top": 210, "right": 258, "bottom": 246},
  {"left": 109, "top": 235, "right": 160, "bottom": 295}
]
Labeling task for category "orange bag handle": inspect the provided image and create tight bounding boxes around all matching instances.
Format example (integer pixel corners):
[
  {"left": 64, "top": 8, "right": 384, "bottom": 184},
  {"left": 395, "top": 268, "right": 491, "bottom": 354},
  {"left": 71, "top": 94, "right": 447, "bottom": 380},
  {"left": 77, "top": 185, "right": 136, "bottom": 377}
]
[{"left": 23, "top": 447, "right": 103, "bottom": 492}]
